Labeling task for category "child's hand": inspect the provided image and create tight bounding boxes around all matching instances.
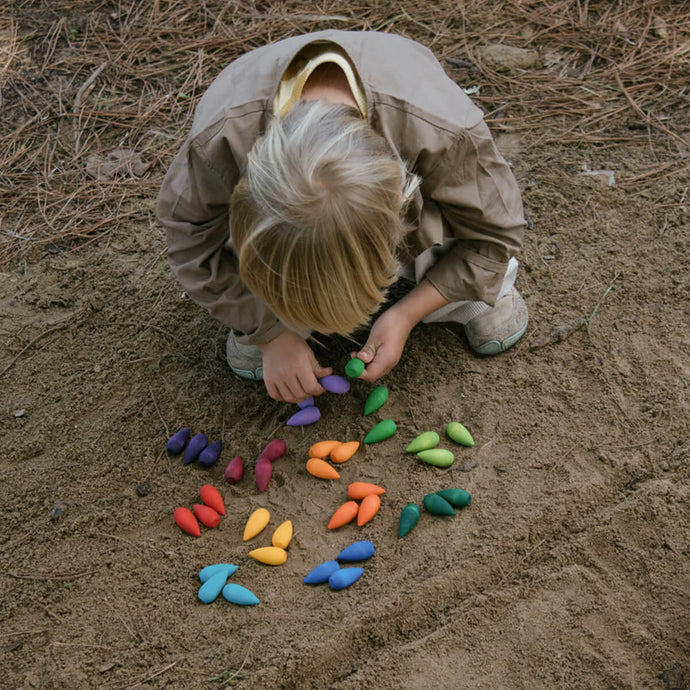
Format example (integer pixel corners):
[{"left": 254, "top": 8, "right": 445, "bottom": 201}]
[
  {"left": 258, "top": 330, "right": 332, "bottom": 403},
  {"left": 353, "top": 306, "right": 413, "bottom": 382}
]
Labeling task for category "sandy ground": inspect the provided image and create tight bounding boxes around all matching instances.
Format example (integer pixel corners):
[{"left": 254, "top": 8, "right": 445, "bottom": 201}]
[{"left": 1, "top": 2, "right": 689, "bottom": 689}]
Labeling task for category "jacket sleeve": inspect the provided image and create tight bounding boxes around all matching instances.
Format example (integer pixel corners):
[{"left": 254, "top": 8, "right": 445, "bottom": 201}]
[
  {"left": 420, "top": 119, "right": 526, "bottom": 306},
  {"left": 155, "top": 137, "right": 285, "bottom": 346}
]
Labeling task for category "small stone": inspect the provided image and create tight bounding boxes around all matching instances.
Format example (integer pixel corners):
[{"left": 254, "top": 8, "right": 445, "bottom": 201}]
[
  {"left": 479, "top": 44, "right": 540, "bottom": 70},
  {"left": 136, "top": 482, "right": 151, "bottom": 497}
]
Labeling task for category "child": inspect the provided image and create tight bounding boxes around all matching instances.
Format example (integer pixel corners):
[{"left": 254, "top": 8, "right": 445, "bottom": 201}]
[{"left": 156, "top": 30, "right": 528, "bottom": 403}]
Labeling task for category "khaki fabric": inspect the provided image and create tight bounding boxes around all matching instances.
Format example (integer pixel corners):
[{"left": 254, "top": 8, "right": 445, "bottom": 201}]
[{"left": 156, "top": 30, "right": 526, "bottom": 345}]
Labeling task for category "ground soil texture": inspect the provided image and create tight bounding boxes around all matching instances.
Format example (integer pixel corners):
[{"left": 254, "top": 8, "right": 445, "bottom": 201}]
[{"left": 1, "top": 2, "right": 689, "bottom": 689}]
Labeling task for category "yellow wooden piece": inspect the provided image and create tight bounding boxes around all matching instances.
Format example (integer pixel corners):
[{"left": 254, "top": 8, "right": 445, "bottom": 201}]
[
  {"left": 309, "top": 440, "right": 342, "bottom": 458},
  {"left": 271, "top": 520, "right": 294, "bottom": 549},
  {"left": 249, "top": 546, "right": 287, "bottom": 565},
  {"left": 330, "top": 441, "right": 360, "bottom": 464},
  {"left": 243, "top": 507, "right": 270, "bottom": 541}
]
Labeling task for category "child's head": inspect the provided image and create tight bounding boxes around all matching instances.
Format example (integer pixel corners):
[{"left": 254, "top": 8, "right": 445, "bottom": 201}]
[{"left": 230, "top": 99, "right": 419, "bottom": 337}]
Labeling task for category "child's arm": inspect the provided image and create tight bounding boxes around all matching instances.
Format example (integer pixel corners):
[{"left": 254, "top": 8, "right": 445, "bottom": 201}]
[{"left": 354, "top": 279, "right": 448, "bottom": 382}]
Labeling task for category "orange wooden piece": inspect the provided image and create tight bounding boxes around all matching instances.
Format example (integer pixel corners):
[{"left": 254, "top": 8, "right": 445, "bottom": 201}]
[
  {"left": 357, "top": 493, "right": 381, "bottom": 526},
  {"left": 174, "top": 506, "right": 200, "bottom": 537},
  {"left": 192, "top": 503, "right": 220, "bottom": 528},
  {"left": 306, "top": 457, "right": 341, "bottom": 480},
  {"left": 309, "top": 440, "right": 341, "bottom": 459},
  {"left": 347, "top": 482, "right": 386, "bottom": 500},
  {"left": 327, "top": 500, "right": 360, "bottom": 529},
  {"left": 330, "top": 441, "right": 360, "bottom": 464},
  {"left": 200, "top": 484, "right": 225, "bottom": 516}
]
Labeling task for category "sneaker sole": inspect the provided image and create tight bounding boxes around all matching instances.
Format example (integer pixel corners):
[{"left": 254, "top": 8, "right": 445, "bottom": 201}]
[
  {"left": 471, "top": 322, "right": 528, "bottom": 356},
  {"left": 230, "top": 365, "right": 264, "bottom": 381}
]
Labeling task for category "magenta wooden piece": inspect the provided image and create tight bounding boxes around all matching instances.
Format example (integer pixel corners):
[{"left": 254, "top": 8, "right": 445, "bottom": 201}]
[
  {"left": 224, "top": 456, "right": 244, "bottom": 484},
  {"left": 255, "top": 458, "right": 273, "bottom": 492},
  {"left": 258, "top": 438, "right": 286, "bottom": 462},
  {"left": 318, "top": 375, "right": 350, "bottom": 394},
  {"left": 286, "top": 406, "right": 321, "bottom": 427}
]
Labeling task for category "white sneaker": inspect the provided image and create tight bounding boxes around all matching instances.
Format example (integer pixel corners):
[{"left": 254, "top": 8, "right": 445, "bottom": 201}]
[
  {"left": 226, "top": 331, "right": 263, "bottom": 380},
  {"left": 464, "top": 287, "right": 528, "bottom": 355}
]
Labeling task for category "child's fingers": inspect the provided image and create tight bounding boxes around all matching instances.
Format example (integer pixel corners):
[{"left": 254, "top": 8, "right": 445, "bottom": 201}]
[{"left": 355, "top": 344, "right": 376, "bottom": 363}]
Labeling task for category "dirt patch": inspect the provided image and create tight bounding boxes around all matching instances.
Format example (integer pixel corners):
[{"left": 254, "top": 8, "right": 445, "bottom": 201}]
[{"left": 1, "top": 2, "right": 688, "bottom": 689}]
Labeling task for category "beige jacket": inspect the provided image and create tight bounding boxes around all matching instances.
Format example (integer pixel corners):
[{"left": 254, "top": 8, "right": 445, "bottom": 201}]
[{"left": 156, "top": 30, "right": 526, "bottom": 345}]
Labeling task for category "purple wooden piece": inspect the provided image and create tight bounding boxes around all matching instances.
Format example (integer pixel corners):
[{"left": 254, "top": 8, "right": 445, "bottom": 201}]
[
  {"left": 198, "top": 440, "right": 222, "bottom": 469},
  {"left": 285, "top": 406, "right": 321, "bottom": 427},
  {"left": 318, "top": 375, "right": 350, "bottom": 394},
  {"left": 297, "top": 397, "right": 314, "bottom": 409}
]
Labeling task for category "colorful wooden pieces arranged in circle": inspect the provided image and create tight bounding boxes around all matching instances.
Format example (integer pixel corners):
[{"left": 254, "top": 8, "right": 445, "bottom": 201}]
[
  {"left": 198, "top": 439, "right": 222, "bottom": 468},
  {"left": 243, "top": 507, "right": 270, "bottom": 541},
  {"left": 304, "top": 560, "right": 340, "bottom": 585},
  {"left": 183, "top": 432, "right": 208, "bottom": 465},
  {"left": 398, "top": 503, "right": 421, "bottom": 537},
  {"left": 357, "top": 494, "right": 381, "bottom": 526},
  {"left": 255, "top": 457, "right": 273, "bottom": 492},
  {"left": 199, "top": 563, "right": 238, "bottom": 584},
  {"left": 286, "top": 406, "right": 321, "bottom": 427},
  {"left": 363, "top": 385, "right": 389, "bottom": 415},
  {"left": 417, "top": 448, "right": 455, "bottom": 468},
  {"left": 192, "top": 503, "right": 220, "bottom": 528},
  {"left": 437, "top": 488, "right": 471, "bottom": 507},
  {"left": 318, "top": 374, "right": 351, "bottom": 394},
  {"left": 198, "top": 571, "right": 230, "bottom": 604},
  {"left": 329, "top": 567, "right": 364, "bottom": 590},
  {"left": 166, "top": 427, "right": 190, "bottom": 456},
  {"left": 330, "top": 441, "right": 359, "bottom": 464},
  {"left": 224, "top": 456, "right": 244, "bottom": 484},
  {"left": 336, "top": 540, "right": 375, "bottom": 562},
  {"left": 200, "top": 484, "right": 225, "bottom": 515},
  {"left": 249, "top": 546, "right": 288, "bottom": 565},
  {"left": 271, "top": 520, "right": 294, "bottom": 549},
  {"left": 306, "top": 457, "right": 341, "bottom": 480},
  {"left": 174, "top": 506, "right": 200, "bottom": 537},
  {"left": 328, "top": 500, "right": 360, "bottom": 529},
  {"left": 347, "top": 482, "right": 386, "bottom": 500},
  {"left": 446, "top": 421, "right": 475, "bottom": 447},
  {"left": 364, "top": 419, "right": 397, "bottom": 443},
  {"left": 406, "top": 431, "right": 440, "bottom": 454},
  {"left": 345, "top": 357, "right": 365, "bottom": 378},
  {"left": 309, "top": 440, "right": 341, "bottom": 458},
  {"left": 222, "top": 583, "right": 260, "bottom": 606},
  {"left": 259, "top": 438, "right": 286, "bottom": 462},
  {"left": 423, "top": 493, "right": 456, "bottom": 516}
]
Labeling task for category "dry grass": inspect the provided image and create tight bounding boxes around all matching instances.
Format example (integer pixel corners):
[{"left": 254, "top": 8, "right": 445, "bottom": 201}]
[{"left": 1, "top": 0, "right": 688, "bottom": 264}]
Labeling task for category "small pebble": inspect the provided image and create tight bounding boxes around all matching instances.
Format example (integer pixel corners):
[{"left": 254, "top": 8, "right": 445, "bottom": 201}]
[{"left": 136, "top": 482, "right": 150, "bottom": 497}]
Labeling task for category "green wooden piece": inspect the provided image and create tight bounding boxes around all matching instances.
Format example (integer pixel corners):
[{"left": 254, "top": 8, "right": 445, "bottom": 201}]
[
  {"left": 423, "top": 493, "right": 455, "bottom": 516},
  {"left": 345, "top": 357, "right": 365, "bottom": 378},
  {"left": 436, "top": 488, "right": 471, "bottom": 508},
  {"left": 363, "top": 385, "right": 389, "bottom": 415},
  {"left": 405, "top": 431, "right": 440, "bottom": 454},
  {"left": 398, "top": 503, "right": 421, "bottom": 537},
  {"left": 446, "top": 421, "right": 475, "bottom": 447},
  {"left": 417, "top": 448, "right": 454, "bottom": 468},
  {"left": 363, "top": 419, "right": 397, "bottom": 444}
]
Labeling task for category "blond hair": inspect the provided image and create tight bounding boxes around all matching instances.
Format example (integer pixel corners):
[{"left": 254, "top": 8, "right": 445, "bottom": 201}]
[{"left": 230, "top": 99, "right": 419, "bottom": 337}]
